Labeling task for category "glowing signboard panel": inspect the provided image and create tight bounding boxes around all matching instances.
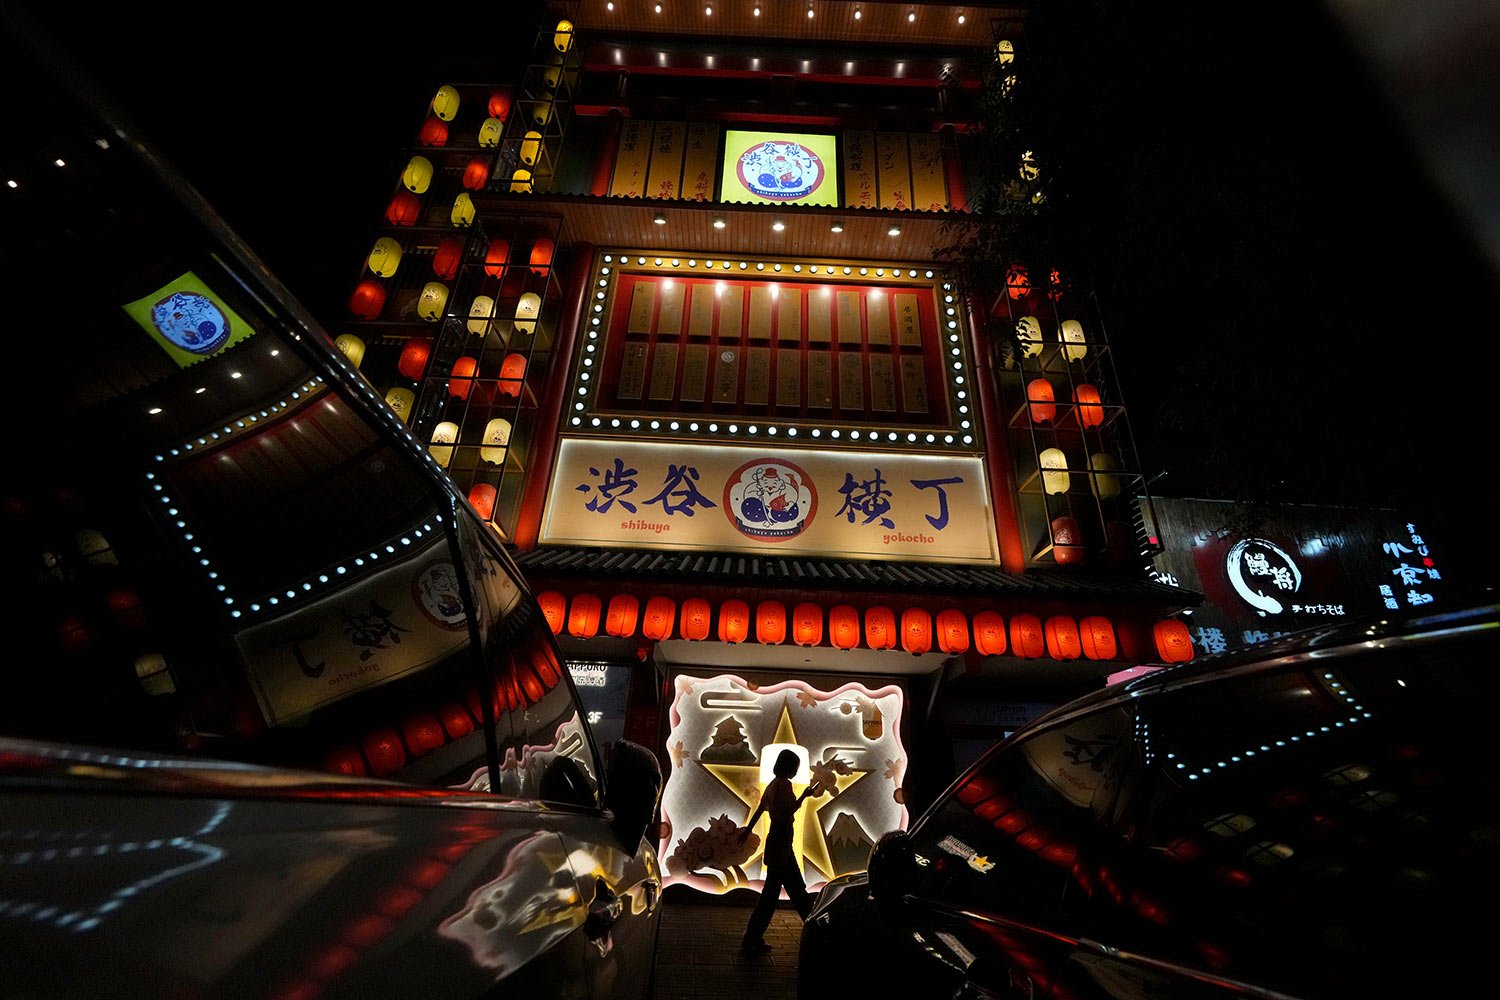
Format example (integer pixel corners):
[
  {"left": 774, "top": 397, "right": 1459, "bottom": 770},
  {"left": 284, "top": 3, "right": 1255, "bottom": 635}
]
[
  {"left": 542, "top": 439, "right": 998, "bottom": 564},
  {"left": 720, "top": 130, "right": 839, "bottom": 207},
  {"left": 122, "top": 270, "right": 257, "bottom": 368},
  {"left": 659, "top": 673, "right": 908, "bottom": 896}
]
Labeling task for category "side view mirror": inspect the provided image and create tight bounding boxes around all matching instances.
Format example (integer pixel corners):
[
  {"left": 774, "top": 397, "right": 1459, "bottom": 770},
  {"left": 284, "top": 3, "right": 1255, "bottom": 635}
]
[
  {"left": 606, "top": 739, "right": 662, "bottom": 854},
  {"left": 867, "top": 829, "right": 917, "bottom": 907}
]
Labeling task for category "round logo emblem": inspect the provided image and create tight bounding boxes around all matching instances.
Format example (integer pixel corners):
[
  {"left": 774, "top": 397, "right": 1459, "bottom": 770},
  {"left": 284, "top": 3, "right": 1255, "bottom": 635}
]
[
  {"left": 150, "top": 291, "right": 230, "bottom": 355},
  {"left": 412, "top": 559, "right": 467, "bottom": 630},
  {"left": 724, "top": 460, "right": 817, "bottom": 541},
  {"left": 735, "top": 140, "right": 825, "bottom": 201},
  {"left": 1225, "top": 538, "right": 1303, "bottom": 615}
]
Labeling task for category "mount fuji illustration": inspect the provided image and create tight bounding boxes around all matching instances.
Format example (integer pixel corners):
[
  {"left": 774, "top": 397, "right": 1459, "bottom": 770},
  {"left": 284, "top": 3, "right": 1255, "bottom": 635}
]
[{"left": 826, "top": 811, "right": 876, "bottom": 876}]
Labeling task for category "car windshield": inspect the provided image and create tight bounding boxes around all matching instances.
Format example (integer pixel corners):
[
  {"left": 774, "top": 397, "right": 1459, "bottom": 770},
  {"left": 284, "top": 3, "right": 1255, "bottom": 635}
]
[{"left": 0, "top": 18, "right": 600, "bottom": 801}]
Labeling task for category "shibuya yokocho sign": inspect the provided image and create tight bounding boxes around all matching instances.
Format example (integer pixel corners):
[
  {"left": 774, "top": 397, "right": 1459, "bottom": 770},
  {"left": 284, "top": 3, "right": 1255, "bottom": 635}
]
[{"left": 541, "top": 438, "right": 999, "bottom": 565}]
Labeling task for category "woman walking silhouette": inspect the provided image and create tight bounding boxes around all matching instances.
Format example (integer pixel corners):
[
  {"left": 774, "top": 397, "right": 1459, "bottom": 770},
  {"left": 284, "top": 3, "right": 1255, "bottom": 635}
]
[{"left": 735, "top": 748, "right": 823, "bottom": 954}]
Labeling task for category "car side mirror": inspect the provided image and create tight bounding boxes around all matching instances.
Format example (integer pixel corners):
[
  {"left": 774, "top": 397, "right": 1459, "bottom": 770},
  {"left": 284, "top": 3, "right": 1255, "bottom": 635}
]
[
  {"left": 606, "top": 739, "right": 662, "bottom": 854},
  {"left": 867, "top": 829, "right": 917, "bottom": 907}
]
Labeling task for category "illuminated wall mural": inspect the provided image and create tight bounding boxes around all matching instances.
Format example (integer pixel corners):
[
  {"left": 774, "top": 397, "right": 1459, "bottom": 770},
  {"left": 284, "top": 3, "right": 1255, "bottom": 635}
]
[{"left": 658, "top": 673, "right": 908, "bottom": 895}]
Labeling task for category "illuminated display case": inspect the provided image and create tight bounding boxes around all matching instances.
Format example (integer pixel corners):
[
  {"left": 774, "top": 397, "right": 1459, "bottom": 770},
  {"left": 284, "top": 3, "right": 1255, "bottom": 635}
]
[{"left": 658, "top": 670, "right": 909, "bottom": 897}]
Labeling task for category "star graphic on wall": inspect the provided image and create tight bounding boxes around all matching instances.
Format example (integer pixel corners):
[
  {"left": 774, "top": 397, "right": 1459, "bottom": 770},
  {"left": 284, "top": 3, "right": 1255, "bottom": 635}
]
[{"left": 699, "top": 701, "right": 869, "bottom": 882}]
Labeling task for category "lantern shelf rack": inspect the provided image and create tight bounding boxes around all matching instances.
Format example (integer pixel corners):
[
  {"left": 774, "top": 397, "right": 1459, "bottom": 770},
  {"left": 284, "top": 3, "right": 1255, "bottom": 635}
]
[{"left": 1006, "top": 396, "right": 1127, "bottom": 433}]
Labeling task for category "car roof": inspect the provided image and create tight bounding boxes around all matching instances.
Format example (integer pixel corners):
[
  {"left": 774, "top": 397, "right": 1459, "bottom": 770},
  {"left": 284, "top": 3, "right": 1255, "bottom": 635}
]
[{"left": 1017, "top": 601, "right": 1500, "bottom": 740}]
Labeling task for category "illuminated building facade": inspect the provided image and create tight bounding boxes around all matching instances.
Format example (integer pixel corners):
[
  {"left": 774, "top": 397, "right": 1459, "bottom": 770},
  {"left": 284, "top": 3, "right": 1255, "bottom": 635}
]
[{"left": 329, "top": 1, "right": 1201, "bottom": 896}]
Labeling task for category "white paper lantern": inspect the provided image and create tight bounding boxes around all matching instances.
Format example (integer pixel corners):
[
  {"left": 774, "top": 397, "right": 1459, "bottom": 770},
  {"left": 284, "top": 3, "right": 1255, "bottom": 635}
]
[
  {"left": 1016, "top": 315, "right": 1044, "bottom": 358},
  {"left": 468, "top": 295, "right": 496, "bottom": 336},
  {"left": 1060, "top": 319, "right": 1087, "bottom": 362},
  {"left": 1040, "top": 447, "right": 1071, "bottom": 495},
  {"left": 430, "top": 421, "right": 460, "bottom": 467},
  {"left": 480, "top": 418, "right": 513, "bottom": 465}
]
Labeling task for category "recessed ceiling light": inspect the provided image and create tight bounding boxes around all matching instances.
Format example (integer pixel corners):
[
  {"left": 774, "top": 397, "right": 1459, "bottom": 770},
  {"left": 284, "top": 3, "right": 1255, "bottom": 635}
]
[
  {"left": 230, "top": 371, "right": 242, "bottom": 379},
  {"left": 654, "top": 3, "right": 662, "bottom": 12},
  {"left": 705, "top": 5, "right": 712, "bottom": 14},
  {"left": 807, "top": 4, "right": 815, "bottom": 18},
  {"left": 194, "top": 387, "right": 207, "bottom": 394},
  {"left": 959, "top": 13, "right": 966, "bottom": 24},
  {"left": 908, "top": 8, "right": 916, "bottom": 22},
  {"left": 148, "top": 407, "right": 163, "bottom": 415},
  {"left": 772, "top": 219, "right": 786, "bottom": 232},
  {"left": 888, "top": 224, "right": 902, "bottom": 236},
  {"left": 753, "top": 4, "right": 761, "bottom": 14},
  {"left": 5, "top": 180, "right": 16, "bottom": 189},
  {"left": 54, "top": 159, "right": 66, "bottom": 167},
  {"left": 654, "top": 211, "right": 667, "bottom": 225},
  {"left": 854, "top": 6, "right": 862, "bottom": 19},
  {"left": 830, "top": 221, "right": 844, "bottom": 233},
  {"left": 713, "top": 216, "right": 726, "bottom": 229}
]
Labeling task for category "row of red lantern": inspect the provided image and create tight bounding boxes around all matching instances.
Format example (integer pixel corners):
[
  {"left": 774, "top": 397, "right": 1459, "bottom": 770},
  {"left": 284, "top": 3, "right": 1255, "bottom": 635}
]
[
  {"left": 535, "top": 592, "right": 1194, "bottom": 663},
  {"left": 1026, "top": 379, "right": 1105, "bottom": 428},
  {"left": 1005, "top": 264, "right": 1068, "bottom": 302},
  {"left": 320, "top": 643, "right": 563, "bottom": 779}
]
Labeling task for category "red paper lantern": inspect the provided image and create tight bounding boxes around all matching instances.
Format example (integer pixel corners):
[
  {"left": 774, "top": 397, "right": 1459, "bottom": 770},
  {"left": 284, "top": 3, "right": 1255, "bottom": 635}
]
[
  {"left": 402, "top": 712, "right": 446, "bottom": 755},
  {"left": 1010, "top": 613, "right": 1045, "bottom": 659},
  {"left": 385, "top": 191, "right": 421, "bottom": 226},
  {"left": 936, "top": 609, "right": 970, "bottom": 654},
  {"left": 462, "top": 157, "right": 491, "bottom": 191},
  {"left": 1154, "top": 619, "right": 1195, "bottom": 662},
  {"left": 348, "top": 280, "right": 386, "bottom": 319},
  {"left": 1079, "top": 616, "right": 1118, "bottom": 660},
  {"left": 362, "top": 728, "right": 407, "bottom": 776},
  {"left": 322, "top": 745, "right": 366, "bottom": 776},
  {"left": 529, "top": 237, "right": 555, "bottom": 275},
  {"left": 1044, "top": 616, "right": 1082, "bottom": 660},
  {"left": 973, "top": 611, "right": 1007, "bottom": 656},
  {"left": 447, "top": 356, "right": 479, "bottom": 400},
  {"left": 397, "top": 336, "right": 431, "bottom": 379},
  {"left": 865, "top": 606, "right": 897, "bottom": 650},
  {"left": 756, "top": 600, "right": 787, "bottom": 644},
  {"left": 568, "top": 592, "right": 602, "bottom": 638},
  {"left": 497, "top": 353, "right": 527, "bottom": 396},
  {"left": 643, "top": 596, "right": 676, "bottom": 641},
  {"left": 606, "top": 594, "right": 640, "bottom": 637},
  {"left": 829, "top": 605, "right": 861, "bottom": 650},
  {"left": 484, "top": 238, "right": 510, "bottom": 278},
  {"left": 718, "top": 599, "right": 750, "bottom": 644},
  {"left": 1051, "top": 515, "right": 1086, "bottom": 566},
  {"left": 793, "top": 603, "right": 823, "bottom": 647},
  {"left": 106, "top": 587, "right": 147, "bottom": 629},
  {"left": 679, "top": 597, "right": 712, "bottom": 641},
  {"left": 438, "top": 702, "right": 474, "bottom": 739},
  {"left": 467, "top": 482, "right": 497, "bottom": 520},
  {"left": 901, "top": 607, "right": 933, "bottom": 655},
  {"left": 433, "top": 236, "right": 465, "bottom": 280},
  {"left": 487, "top": 88, "right": 513, "bottom": 120},
  {"left": 418, "top": 115, "right": 449, "bottom": 146},
  {"left": 1027, "top": 378, "right": 1056, "bottom": 424},
  {"left": 1075, "top": 384, "right": 1104, "bottom": 429},
  {"left": 537, "top": 591, "right": 566, "bottom": 634},
  {"left": 1005, "top": 263, "right": 1030, "bottom": 300},
  {"left": 1048, "top": 268, "right": 1067, "bottom": 300}
]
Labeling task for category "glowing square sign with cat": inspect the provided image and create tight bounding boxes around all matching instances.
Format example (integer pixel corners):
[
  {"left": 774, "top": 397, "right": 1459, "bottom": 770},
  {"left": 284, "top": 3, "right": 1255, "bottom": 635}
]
[
  {"left": 720, "top": 131, "right": 839, "bottom": 207},
  {"left": 659, "top": 673, "right": 908, "bottom": 895}
]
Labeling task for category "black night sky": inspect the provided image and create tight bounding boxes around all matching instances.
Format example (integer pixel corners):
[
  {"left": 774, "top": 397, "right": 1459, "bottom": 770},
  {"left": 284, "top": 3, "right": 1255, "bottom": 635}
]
[{"left": 13, "top": 1, "right": 1500, "bottom": 598}]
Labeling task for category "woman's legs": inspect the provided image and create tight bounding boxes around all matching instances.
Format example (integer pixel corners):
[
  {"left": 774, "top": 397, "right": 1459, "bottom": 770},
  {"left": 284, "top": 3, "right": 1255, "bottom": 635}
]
[
  {"left": 780, "top": 858, "right": 814, "bottom": 920},
  {"left": 741, "top": 864, "right": 786, "bottom": 948}
]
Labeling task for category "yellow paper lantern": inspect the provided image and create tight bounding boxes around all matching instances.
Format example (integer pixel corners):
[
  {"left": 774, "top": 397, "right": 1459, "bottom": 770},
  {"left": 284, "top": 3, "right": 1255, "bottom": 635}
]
[
  {"left": 333, "top": 334, "right": 365, "bottom": 369},
  {"left": 553, "top": 19, "right": 574, "bottom": 52},
  {"left": 432, "top": 84, "right": 460, "bottom": 122},
  {"left": 478, "top": 117, "right": 504, "bottom": 147},
  {"left": 1060, "top": 319, "right": 1088, "bottom": 362},
  {"left": 520, "top": 130, "right": 543, "bottom": 166},
  {"left": 1016, "top": 315, "right": 1044, "bottom": 358},
  {"left": 430, "top": 421, "right": 459, "bottom": 467},
  {"left": 75, "top": 529, "right": 118, "bottom": 566},
  {"left": 384, "top": 387, "right": 415, "bottom": 423},
  {"left": 134, "top": 653, "right": 175, "bottom": 696},
  {"left": 1019, "top": 150, "right": 1040, "bottom": 181},
  {"left": 418, "top": 282, "right": 449, "bottom": 322},
  {"left": 1039, "top": 447, "right": 1071, "bottom": 494},
  {"left": 997, "top": 39, "right": 1015, "bottom": 64},
  {"left": 514, "top": 292, "right": 542, "bottom": 335},
  {"left": 481, "top": 418, "right": 513, "bottom": 465},
  {"left": 1089, "top": 452, "right": 1122, "bottom": 499},
  {"left": 532, "top": 99, "right": 552, "bottom": 127},
  {"left": 468, "top": 295, "right": 496, "bottom": 336},
  {"left": 541, "top": 54, "right": 563, "bottom": 91},
  {"left": 451, "top": 192, "right": 475, "bottom": 226},
  {"left": 509, "top": 168, "right": 534, "bottom": 194},
  {"left": 402, "top": 155, "right": 434, "bottom": 194},
  {"left": 367, "top": 237, "right": 402, "bottom": 277}
]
